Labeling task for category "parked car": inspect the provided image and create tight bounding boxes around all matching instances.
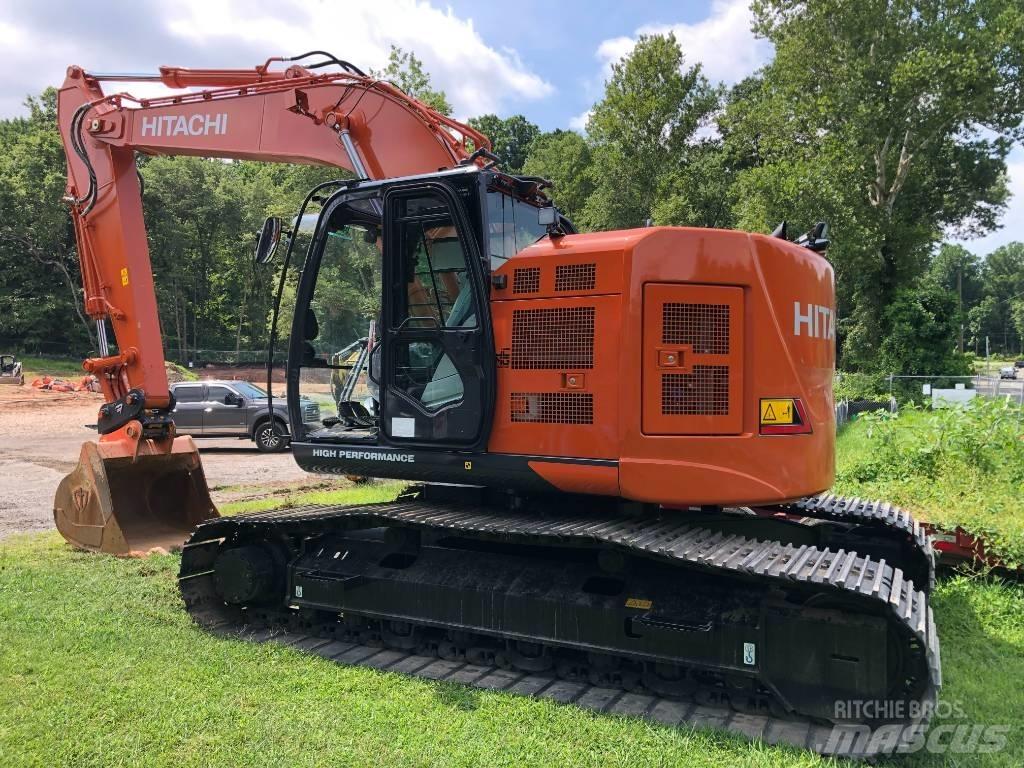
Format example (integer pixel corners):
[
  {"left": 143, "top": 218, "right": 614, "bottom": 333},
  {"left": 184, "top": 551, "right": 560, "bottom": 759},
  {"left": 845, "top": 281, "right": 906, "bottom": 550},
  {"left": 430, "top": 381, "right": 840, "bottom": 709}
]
[
  {"left": 999, "top": 366, "right": 1017, "bottom": 380},
  {"left": 169, "top": 380, "right": 320, "bottom": 452},
  {"left": 1016, "top": 360, "right": 1024, "bottom": 369}
]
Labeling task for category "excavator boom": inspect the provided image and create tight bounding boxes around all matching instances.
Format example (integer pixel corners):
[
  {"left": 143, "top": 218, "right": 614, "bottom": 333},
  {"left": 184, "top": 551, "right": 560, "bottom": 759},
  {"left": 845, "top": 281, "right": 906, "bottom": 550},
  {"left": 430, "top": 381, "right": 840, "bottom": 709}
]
[{"left": 54, "top": 55, "right": 488, "bottom": 554}]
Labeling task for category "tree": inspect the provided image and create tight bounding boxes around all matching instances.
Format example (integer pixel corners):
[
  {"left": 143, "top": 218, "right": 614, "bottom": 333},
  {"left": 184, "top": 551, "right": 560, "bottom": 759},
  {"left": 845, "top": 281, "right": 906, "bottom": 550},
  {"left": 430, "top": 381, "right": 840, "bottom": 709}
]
[
  {"left": 653, "top": 141, "right": 736, "bottom": 230},
  {"left": 927, "top": 244, "right": 984, "bottom": 353},
  {"left": 372, "top": 46, "right": 451, "bottom": 115},
  {"left": 729, "top": 0, "right": 1024, "bottom": 372},
  {"left": 0, "top": 89, "right": 94, "bottom": 352},
  {"left": 581, "top": 34, "right": 719, "bottom": 231},
  {"left": 968, "top": 296, "right": 999, "bottom": 355},
  {"left": 1011, "top": 300, "right": 1024, "bottom": 356},
  {"left": 521, "top": 130, "right": 595, "bottom": 224},
  {"left": 981, "top": 241, "right": 1024, "bottom": 353},
  {"left": 876, "top": 281, "right": 971, "bottom": 375},
  {"left": 467, "top": 114, "right": 540, "bottom": 175}
]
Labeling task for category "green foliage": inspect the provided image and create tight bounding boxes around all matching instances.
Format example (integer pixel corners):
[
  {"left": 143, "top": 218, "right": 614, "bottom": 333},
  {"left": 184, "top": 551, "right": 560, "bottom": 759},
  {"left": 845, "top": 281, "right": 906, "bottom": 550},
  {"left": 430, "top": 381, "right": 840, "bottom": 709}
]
[
  {"left": 875, "top": 282, "right": 974, "bottom": 376},
  {"left": 980, "top": 242, "right": 1024, "bottom": 354},
  {"left": 139, "top": 156, "right": 340, "bottom": 362},
  {"left": 833, "top": 371, "right": 891, "bottom": 402},
  {"left": 0, "top": 90, "right": 94, "bottom": 351},
  {"left": 653, "top": 142, "right": 737, "bottom": 230},
  {"left": 835, "top": 399, "right": 1024, "bottom": 565},
  {"left": 0, "top": 91, "right": 346, "bottom": 362},
  {"left": 929, "top": 244, "right": 985, "bottom": 309},
  {"left": 730, "top": 0, "right": 1024, "bottom": 372},
  {"left": 372, "top": 46, "right": 451, "bottom": 115},
  {"left": 521, "top": 130, "right": 595, "bottom": 223},
  {"left": 580, "top": 34, "right": 719, "bottom": 231},
  {"left": 467, "top": 114, "right": 540, "bottom": 174}
]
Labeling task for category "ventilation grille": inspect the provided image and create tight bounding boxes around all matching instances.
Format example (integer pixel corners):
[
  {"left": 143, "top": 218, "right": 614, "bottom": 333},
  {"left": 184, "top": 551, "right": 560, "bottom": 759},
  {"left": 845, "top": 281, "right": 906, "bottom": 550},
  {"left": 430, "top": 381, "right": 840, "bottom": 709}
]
[
  {"left": 662, "top": 303, "right": 730, "bottom": 354},
  {"left": 662, "top": 366, "right": 729, "bottom": 416},
  {"left": 512, "top": 267, "right": 541, "bottom": 294},
  {"left": 511, "top": 392, "right": 594, "bottom": 424},
  {"left": 555, "top": 263, "right": 596, "bottom": 292},
  {"left": 511, "top": 306, "right": 595, "bottom": 369}
]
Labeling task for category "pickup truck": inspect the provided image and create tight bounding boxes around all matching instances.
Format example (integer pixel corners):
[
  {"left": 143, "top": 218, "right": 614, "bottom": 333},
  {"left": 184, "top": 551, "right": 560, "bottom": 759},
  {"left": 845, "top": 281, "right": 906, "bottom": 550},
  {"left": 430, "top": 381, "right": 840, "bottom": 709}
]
[{"left": 169, "top": 380, "right": 320, "bottom": 452}]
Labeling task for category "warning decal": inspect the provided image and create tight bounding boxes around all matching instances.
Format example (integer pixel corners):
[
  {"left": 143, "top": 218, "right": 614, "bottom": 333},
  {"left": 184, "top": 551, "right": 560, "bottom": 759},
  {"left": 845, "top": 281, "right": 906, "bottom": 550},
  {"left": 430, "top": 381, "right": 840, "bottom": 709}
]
[{"left": 760, "top": 399, "right": 795, "bottom": 425}]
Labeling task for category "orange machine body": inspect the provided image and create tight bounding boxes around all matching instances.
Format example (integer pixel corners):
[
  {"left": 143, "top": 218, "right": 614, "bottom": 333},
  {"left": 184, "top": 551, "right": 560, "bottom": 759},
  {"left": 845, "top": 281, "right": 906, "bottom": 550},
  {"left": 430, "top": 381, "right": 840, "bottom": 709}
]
[{"left": 487, "top": 227, "right": 836, "bottom": 506}]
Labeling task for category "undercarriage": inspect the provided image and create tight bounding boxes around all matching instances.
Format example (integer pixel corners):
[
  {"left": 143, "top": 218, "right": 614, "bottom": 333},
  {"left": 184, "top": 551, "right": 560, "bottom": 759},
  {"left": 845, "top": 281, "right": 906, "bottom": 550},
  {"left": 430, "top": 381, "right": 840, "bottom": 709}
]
[{"left": 179, "top": 487, "right": 939, "bottom": 757}]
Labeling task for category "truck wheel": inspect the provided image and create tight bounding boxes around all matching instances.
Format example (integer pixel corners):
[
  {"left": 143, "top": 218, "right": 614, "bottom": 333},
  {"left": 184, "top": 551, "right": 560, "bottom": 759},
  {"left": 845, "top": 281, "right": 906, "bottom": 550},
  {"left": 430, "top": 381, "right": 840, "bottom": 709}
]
[{"left": 254, "top": 419, "right": 288, "bottom": 453}]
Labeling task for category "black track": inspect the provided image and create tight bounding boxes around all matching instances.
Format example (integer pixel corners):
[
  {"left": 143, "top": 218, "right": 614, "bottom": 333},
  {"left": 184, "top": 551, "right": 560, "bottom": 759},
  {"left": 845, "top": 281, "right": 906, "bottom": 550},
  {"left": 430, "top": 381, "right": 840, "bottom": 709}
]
[{"left": 179, "top": 492, "right": 940, "bottom": 758}]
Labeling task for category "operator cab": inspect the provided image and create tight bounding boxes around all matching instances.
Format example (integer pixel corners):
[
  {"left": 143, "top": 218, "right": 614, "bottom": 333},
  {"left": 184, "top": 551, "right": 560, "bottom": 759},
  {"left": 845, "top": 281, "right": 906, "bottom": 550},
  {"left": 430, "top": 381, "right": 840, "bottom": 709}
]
[{"left": 266, "top": 167, "right": 561, "bottom": 470}]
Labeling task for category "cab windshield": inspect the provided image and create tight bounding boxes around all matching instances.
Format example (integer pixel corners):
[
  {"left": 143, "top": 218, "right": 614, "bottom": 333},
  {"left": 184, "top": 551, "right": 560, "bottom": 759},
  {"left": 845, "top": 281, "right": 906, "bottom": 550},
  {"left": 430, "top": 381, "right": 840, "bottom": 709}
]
[{"left": 297, "top": 215, "right": 383, "bottom": 437}]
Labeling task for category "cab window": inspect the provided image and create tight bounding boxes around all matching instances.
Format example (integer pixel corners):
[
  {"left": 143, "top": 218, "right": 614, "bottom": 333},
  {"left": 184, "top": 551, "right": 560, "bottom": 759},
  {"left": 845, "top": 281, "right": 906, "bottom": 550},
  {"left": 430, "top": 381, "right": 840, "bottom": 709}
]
[
  {"left": 392, "top": 195, "right": 476, "bottom": 329},
  {"left": 486, "top": 190, "right": 548, "bottom": 270}
]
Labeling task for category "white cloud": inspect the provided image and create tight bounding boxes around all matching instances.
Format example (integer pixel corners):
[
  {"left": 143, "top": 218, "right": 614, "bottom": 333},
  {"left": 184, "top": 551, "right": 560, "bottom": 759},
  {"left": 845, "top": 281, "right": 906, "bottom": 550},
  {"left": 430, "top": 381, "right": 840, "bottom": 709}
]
[
  {"left": 954, "top": 148, "right": 1024, "bottom": 256},
  {"left": 568, "top": 109, "right": 591, "bottom": 132},
  {"left": 0, "top": 0, "right": 552, "bottom": 119},
  {"left": 594, "top": 0, "right": 773, "bottom": 86}
]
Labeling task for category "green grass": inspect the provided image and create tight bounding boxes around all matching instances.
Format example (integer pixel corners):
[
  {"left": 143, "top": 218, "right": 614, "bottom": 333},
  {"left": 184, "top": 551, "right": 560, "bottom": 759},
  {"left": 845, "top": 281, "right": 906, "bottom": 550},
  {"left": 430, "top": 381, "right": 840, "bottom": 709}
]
[
  {"left": 1, "top": 415, "right": 1023, "bottom": 766},
  {"left": 1, "top": 533, "right": 1022, "bottom": 767},
  {"left": 218, "top": 480, "right": 406, "bottom": 516},
  {"left": 14, "top": 355, "right": 199, "bottom": 382},
  {"left": 834, "top": 403, "right": 1024, "bottom": 566},
  {"left": 166, "top": 361, "right": 199, "bottom": 382},
  {"left": 16, "top": 354, "right": 86, "bottom": 379},
  {"left": 971, "top": 355, "right": 1020, "bottom": 374}
]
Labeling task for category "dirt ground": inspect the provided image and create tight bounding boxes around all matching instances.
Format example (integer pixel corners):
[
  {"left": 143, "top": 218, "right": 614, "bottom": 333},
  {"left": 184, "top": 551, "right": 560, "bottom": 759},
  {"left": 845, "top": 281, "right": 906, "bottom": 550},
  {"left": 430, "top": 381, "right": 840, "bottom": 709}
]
[{"left": 0, "top": 384, "right": 330, "bottom": 540}]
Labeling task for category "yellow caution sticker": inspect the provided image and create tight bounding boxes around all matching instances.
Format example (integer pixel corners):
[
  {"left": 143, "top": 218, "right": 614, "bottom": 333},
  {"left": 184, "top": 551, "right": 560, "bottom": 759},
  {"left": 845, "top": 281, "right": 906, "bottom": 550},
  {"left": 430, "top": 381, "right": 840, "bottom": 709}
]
[
  {"left": 120, "top": 267, "right": 129, "bottom": 287},
  {"left": 625, "top": 598, "right": 652, "bottom": 610},
  {"left": 760, "top": 398, "right": 796, "bottom": 425}
]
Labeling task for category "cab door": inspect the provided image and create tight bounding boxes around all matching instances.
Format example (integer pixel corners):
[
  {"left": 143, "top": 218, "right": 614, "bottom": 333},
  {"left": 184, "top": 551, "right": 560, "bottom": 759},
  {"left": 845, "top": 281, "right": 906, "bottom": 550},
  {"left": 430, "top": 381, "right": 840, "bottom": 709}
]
[{"left": 380, "top": 183, "right": 491, "bottom": 447}]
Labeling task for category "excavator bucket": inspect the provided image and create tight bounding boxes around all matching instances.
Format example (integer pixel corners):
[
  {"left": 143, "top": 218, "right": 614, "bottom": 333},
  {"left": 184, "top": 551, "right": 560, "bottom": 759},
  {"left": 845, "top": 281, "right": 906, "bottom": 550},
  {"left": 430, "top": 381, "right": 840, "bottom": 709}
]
[{"left": 53, "top": 433, "right": 218, "bottom": 556}]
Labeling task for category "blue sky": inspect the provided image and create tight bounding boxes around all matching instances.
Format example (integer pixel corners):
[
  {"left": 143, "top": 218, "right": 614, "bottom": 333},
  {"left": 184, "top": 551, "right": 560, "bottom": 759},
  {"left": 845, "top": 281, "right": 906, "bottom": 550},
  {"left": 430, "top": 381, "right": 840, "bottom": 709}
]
[
  {"left": 0, "top": 0, "right": 1019, "bottom": 254},
  {"left": 439, "top": 0, "right": 752, "bottom": 131}
]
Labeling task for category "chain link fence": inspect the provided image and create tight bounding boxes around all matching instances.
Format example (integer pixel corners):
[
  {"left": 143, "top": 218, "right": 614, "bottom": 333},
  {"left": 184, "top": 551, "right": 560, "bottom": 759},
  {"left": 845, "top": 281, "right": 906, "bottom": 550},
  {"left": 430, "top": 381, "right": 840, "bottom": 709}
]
[{"left": 886, "top": 373, "right": 1024, "bottom": 408}]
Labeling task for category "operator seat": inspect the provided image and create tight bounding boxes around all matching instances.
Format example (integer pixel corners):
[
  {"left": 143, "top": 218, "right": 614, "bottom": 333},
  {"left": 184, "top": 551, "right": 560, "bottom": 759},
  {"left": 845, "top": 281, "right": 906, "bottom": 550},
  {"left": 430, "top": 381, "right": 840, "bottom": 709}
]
[{"left": 420, "top": 274, "right": 473, "bottom": 408}]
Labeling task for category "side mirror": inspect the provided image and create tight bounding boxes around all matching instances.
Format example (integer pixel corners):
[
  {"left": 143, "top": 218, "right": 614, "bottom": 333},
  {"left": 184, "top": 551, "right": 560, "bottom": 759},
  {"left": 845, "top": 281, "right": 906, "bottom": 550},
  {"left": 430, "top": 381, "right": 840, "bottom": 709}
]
[
  {"left": 254, "top": 217, "right": 283, "bottom": 265},
  {"left": 224, "top": 393, "right": 243, "bottom": 406}
]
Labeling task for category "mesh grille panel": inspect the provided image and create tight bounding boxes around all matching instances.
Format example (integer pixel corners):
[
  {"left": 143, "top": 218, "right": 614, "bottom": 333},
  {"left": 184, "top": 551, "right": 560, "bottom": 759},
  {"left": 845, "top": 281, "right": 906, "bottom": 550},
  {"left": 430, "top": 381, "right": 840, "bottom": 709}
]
[
  {"left": 511, "top": 306, "right": 595, "bottom": 369},
  {"left": 554, "top": 263, "right": 596, "bottom": 292},
  {"left": 662, "top": 303, "right": 730, "bottom": 354},
  {"left": 662, "top": 366, "right": 729, "bottom": 415},
  {"left": 511, "top": 392, "right": 594, "bottom": 424},
  {"left": 512, "top": 267, "right": 541, "bottom": 294}
]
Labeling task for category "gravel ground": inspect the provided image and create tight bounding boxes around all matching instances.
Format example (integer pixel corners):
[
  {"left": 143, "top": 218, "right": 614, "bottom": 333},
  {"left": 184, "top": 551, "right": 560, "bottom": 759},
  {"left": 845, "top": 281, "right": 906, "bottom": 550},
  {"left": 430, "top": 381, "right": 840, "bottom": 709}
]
[{"left": 0, "top": 385, "right": 323, "bottom": 540}]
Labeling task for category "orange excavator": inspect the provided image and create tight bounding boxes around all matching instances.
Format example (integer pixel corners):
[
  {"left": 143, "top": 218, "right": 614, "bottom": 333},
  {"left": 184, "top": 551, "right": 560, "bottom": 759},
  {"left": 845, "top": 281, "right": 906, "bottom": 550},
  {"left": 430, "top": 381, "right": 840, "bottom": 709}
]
[{"left": 55, "top": 54, "right": 938, "bottom": 755}]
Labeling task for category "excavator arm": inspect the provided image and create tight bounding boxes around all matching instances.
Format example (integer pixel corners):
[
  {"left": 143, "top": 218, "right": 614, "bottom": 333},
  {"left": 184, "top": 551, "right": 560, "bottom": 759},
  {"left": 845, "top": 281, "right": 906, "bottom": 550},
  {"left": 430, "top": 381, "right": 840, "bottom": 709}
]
[{"left": 53, "top": 55, "right": 490, "bottom": 554}]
